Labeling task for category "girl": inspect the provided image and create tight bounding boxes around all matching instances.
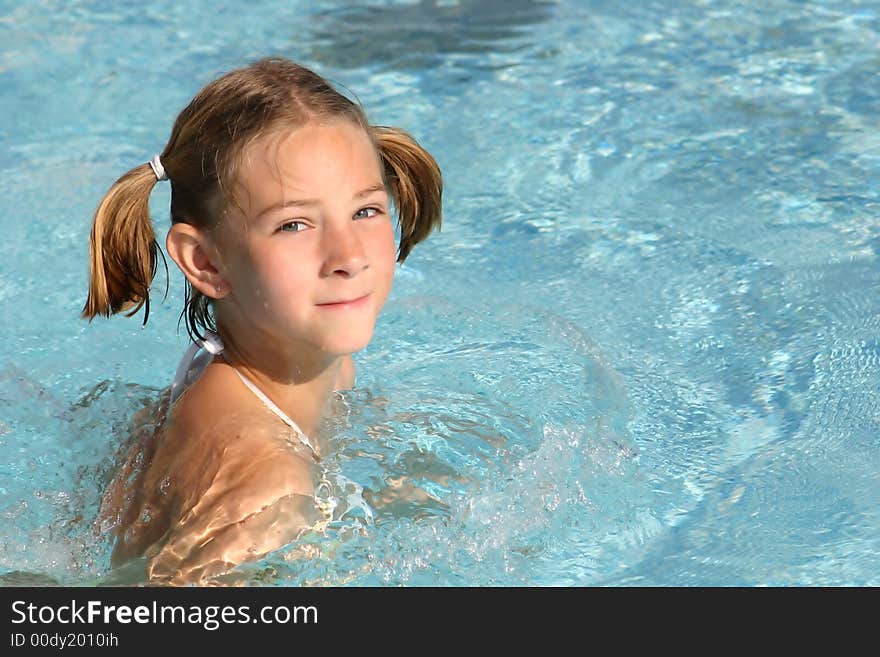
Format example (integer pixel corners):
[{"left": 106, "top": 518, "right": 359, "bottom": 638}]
[{"left": 83, "top": 57, "right": 442, "bottom": 585}]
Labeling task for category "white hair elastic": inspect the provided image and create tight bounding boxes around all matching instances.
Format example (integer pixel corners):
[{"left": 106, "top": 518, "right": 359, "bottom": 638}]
[{"left": 148, "top": 154, "right": 168, "bottom": 182}]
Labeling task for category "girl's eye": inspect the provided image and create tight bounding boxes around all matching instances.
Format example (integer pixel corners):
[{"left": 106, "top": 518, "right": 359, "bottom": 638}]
[
  {"left": 354, "top": 207, "right": 381, "bottom": 220},
  {"left": 279, "top": 221, "right": 308, "bottom": 233}
]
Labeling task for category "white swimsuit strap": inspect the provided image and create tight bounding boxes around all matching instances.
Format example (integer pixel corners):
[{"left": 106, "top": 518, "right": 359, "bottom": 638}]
[
  {"left": 228, "top": 366, "right": 317, "bottom": 457},
  {"left": 169, "top": 341, "right": 200, "bottom": 405},
  {"left": 169, "top": 331, "right": 227, "bottom": 405},
  {"left": 201, "top": 331, "right": 225, "bottom": 355},
  {"left": 170, "top": 330, "right": 317, "bottom": 458}
]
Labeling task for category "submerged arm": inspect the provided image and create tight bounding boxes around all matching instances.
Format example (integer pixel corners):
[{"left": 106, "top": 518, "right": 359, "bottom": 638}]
[{"left": 144, "top": 429, "right": 322, "bottom": 585}]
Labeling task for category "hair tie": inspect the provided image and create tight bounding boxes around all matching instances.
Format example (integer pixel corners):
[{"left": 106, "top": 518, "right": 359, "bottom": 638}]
[{"left": 148, "top": 154, "right": 168, "bottom": 182}]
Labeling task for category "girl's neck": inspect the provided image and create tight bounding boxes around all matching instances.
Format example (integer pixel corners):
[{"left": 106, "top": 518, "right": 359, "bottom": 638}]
[{"left": 214, "top": 325, "right": 347, "bottom": 438}]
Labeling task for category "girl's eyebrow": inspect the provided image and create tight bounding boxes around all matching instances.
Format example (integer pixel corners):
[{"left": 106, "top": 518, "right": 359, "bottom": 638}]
[{"left": 255, "top": 182, "right": 387, "bottom": 219}]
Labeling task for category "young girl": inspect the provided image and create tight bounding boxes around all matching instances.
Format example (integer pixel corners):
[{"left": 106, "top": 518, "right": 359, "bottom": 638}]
[{"left": 83, "top": 57, "right": 442, "bottom": 585}]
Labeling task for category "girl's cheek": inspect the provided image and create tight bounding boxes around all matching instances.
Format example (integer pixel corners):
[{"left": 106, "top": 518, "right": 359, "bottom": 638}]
[
  {"left": 380, "top": 223, "right": 397, "bottom": 263},
  {"left": 378, "top": 240, "right": 397, "bottom": 281}
]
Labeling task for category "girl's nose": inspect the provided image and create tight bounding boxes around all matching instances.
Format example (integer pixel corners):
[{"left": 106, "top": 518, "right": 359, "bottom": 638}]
[{"left": 320, "top": 222, "right": 369, "bottom": 278}]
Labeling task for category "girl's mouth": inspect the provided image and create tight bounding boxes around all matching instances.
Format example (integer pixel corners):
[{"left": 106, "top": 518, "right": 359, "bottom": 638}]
[{"left": 315, "top": 293, "right": 371, "bottom": 309}]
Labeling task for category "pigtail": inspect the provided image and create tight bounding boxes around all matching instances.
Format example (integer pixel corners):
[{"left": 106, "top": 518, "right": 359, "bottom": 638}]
[
  {"left": 82, "top": 164, "right": 163, "bottom": 324},
  {"left": 372, "top": 126, "right": 443, "bottom": 262}
]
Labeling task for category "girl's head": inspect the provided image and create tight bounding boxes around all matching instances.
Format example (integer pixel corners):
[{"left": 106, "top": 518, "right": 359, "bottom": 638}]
[{"left": 83, "top": 57, "right": 441, "bottom": 352}]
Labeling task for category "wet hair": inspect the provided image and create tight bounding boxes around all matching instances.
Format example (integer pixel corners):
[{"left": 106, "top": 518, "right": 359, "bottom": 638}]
[{"left": 82, "top": 57, "right": 442, "bottom": 341}]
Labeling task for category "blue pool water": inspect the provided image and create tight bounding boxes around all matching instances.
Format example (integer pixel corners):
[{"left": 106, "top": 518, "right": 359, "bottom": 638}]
[{"left": 1, "top": 0, "right": 878, "bottom": 585}]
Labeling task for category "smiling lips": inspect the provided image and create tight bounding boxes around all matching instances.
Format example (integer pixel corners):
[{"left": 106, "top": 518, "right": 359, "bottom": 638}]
[{"left": 315, "top": 293, "right": 371, "bottom": 309}]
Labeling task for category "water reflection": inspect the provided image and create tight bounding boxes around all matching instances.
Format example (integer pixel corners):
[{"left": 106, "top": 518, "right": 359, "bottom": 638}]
[{"left": 304, "top": 0, "right": 555, "bottom": 70}]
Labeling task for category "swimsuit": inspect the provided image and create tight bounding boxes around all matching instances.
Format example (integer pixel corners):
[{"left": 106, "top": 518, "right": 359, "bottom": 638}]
[{"left": 168, "top": 330, "right": 318, "bottom": 458}]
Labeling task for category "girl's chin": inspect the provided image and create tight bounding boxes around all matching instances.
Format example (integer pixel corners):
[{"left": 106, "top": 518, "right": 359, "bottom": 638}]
[{"left": 316, "top": 331, "right": 375, "bottom": 356}]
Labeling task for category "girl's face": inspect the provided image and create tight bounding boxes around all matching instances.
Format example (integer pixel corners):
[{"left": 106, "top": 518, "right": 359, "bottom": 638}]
[{"left": 214, "top": 120, "right": 396, "bottom": 359}]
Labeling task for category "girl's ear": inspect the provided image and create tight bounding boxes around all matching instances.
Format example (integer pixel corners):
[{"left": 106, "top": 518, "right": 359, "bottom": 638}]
[{"left": 166, "top": 224, "right": 229, "bottom": 299}]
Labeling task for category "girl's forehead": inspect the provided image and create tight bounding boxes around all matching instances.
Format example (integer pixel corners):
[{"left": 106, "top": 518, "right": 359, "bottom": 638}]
[
  {"left": 228, "top": 121, "right": 385, "bottom": 216},
  {"left": 252, "top": 121, "right": 376, "bottom": 166}
]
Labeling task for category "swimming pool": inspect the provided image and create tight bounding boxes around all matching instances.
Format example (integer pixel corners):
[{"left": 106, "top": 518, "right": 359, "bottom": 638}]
[{"left": 1, "top": 0, "right": 878, "bottom": 585}]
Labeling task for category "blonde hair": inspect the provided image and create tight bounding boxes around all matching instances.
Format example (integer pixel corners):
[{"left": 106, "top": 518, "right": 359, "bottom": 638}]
[{"left": 82, "top": 57, "right": 442, "bottom": 340}]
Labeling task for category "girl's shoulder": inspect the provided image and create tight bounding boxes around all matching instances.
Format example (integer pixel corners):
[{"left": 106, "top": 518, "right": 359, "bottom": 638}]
[
  {"left": 168, "top": 362, "right": 317, "bottom": 480},
  {"left": 145, "top": 425, "right": 322, "bottom": 584},
  {"left": 122, "top": 366, "right": 321, "bottom": 584}
]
